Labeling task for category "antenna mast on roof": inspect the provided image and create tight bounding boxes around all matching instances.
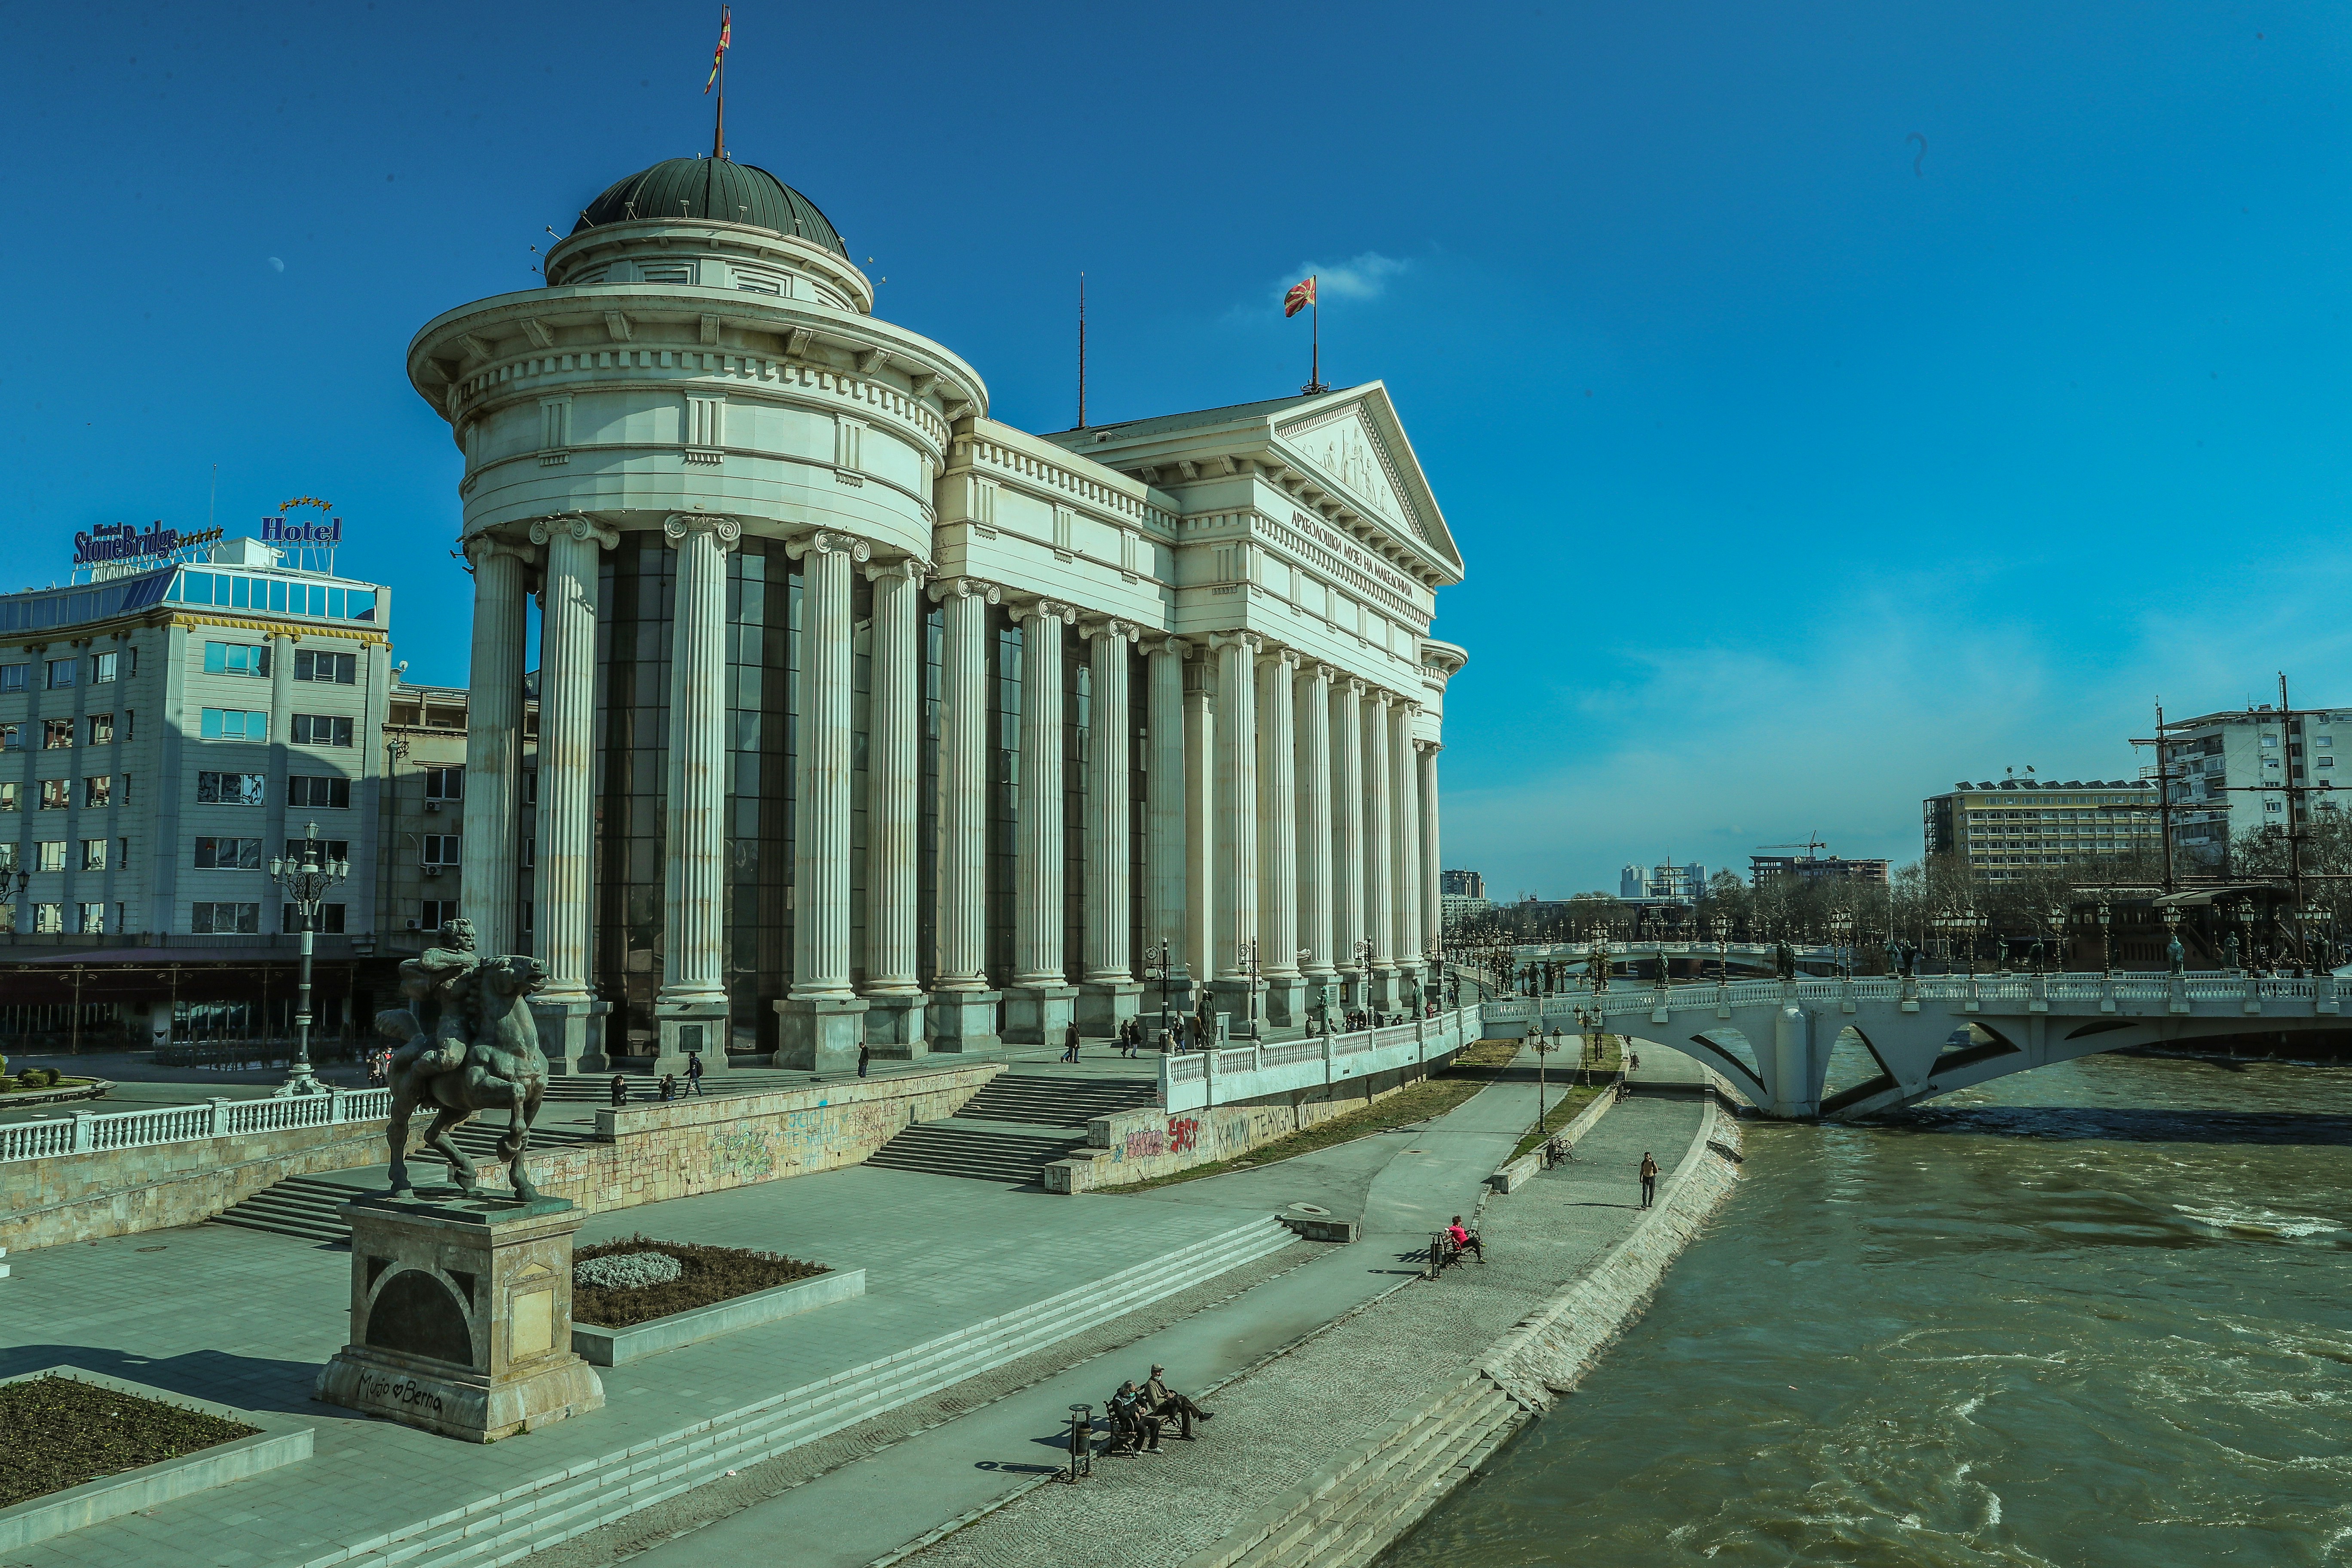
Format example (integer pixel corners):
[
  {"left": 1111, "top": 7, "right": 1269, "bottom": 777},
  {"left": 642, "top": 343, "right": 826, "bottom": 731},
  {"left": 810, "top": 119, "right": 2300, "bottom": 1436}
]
[{"left": 1077, "top": 273, "right": 1087, "bottom": 429}]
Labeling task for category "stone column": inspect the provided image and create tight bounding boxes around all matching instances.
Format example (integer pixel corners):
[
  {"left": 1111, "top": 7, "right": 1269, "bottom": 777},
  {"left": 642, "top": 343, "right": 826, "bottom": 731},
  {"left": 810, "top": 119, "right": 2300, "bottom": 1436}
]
[
  {"left": 1144, "top": 638, "right": 1193, "bottom": 1029},
  {"left": 1007, "top": 600, "right": 1079, "bottom": 1044},
  {"left": 1208, "top": 633, "right": 1262, "bottom": 1032},
  {"left": 1391, "top": 702, "right": 1423, "bottom": 1011},
  {"left": 774, "top": 530, "right": 871, "bottom": 1071},
  {"left": 653, "top": 511, "right": 737, "bottom": 1069},
  {"left": 1296, "top": 664, "right": 1336, "bottom": 1025},
  {"left": 459, "top": 539, "right": 528, "bottom": 956},
  {"left": 1182, "top": 653, "right": 1216, "bottom": 1033},
  {"left": 1411, "top": 743, "right": 1430, "bottom": 987},
  {"left": 526, "top": 514, "right": 617, "bottom": 1070},
  {"left": 1078, "top": 620, "right": 1143, "bottom": 1034},
  {"left": 1330, "top": 679, "right": 1366, "bottom": 1008},
  {"left": 928, "top": 578, "right": 1001, "bottom": 1052},
  {"left": 1257, "top": 647, "right": 1307, "bottom": 1028},
  {"left": 861, "top": 558, "right": 928, "bottom": 1054},
  {"left": 1363, "top": 689, "right": 1398, "bottom": 1010}
]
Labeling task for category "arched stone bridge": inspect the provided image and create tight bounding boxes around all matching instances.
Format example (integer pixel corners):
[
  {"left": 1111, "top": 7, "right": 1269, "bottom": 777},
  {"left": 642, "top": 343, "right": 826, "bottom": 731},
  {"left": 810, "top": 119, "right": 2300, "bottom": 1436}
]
[{"left": 1483, "top": 971, "right": 2347, "bottom": 1119}]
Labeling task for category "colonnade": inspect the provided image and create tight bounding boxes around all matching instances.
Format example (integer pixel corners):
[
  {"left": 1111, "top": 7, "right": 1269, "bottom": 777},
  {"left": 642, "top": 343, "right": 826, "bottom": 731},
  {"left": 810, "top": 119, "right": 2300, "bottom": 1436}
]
[{"left": 462, "top": 519, "right": 1441, "bottom": 1072}]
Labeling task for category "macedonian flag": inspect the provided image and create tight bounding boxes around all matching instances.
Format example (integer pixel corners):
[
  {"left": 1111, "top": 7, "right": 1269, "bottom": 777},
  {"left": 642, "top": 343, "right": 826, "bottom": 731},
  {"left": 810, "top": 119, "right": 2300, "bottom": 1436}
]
[
  {"left": 705, "top": 6, "right": 732, "bottom": 92},
  {"left": 1284, "top": 276, "right": 1316, "bottom": 317}
]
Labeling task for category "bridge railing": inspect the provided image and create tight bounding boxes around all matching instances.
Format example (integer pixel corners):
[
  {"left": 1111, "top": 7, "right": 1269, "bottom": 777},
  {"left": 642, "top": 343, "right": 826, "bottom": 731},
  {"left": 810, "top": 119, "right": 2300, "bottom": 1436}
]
[
  {"left": 0, "top": 1087, "right": 392, "bottom": 1166},
  {"left": 1157, "top": 1007, "right": 1482, "bottom": 1112}
]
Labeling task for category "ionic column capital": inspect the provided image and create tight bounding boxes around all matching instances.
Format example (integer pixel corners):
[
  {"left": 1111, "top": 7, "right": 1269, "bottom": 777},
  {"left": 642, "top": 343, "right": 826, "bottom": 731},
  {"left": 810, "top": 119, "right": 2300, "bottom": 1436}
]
[
  {"left": 930, "top": 575, "right": 1003, "bottom": 606},
  {"left": 1017, "top": 597, "right": 1078, "bottom": 627},
  {"left": 663, "top": 511, "right": 743, "bottom": 551},
  {"left": 1270, "top": 646, "right": 1304, "bottom": 672},
  {"left": 784, "top": 528, "right": 870, "bottom": 563},
  {"left": 865, "top": 556, "right": 931, "bottom": 586},
  {"left": 1369, "top": 686, "right": 1395, "bottom": 710},
  {"left": 1208, "top": 630, "right": 1265, "bottom": 655},
  {"left": 1396, "top": 698, "right": 1422, "bottom": 719},
  {"left": 464, "top": 532, "right": 539, "bottom": 569},
  {"left": 1085, "top": 618, "right": 1143, "bottom": 644},
  {"left": 1154, "top": 636, "right": 1193, "bottom": 659},
  {"left": 1415, "top": 739, "right": 1442, "bottom": 756},
  {"left": 525, "top": 512, "right": 620, "bottom": 551},
  {"left": 1311, "top": 663, "right": 1340, "bottom": 685},
  {"left": 1345, "top": 677, "right": 1368, "bottom": 698}
]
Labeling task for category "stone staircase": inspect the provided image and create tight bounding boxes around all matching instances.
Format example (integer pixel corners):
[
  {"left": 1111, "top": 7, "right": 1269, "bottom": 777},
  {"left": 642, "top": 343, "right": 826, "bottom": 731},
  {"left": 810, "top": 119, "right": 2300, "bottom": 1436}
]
[
  {"left": 1200, "top": 1372, "right": 1528, "bottom": 1568},
  {"left": 209, "top": 1120, "right": 603, "bottom": 1245},
  {"left": 340, "top": 1214, "right": 1299, "bottom": 1568},
  {"left": 864, "top": 1072, "right": 1159, "bottom": 1185}
]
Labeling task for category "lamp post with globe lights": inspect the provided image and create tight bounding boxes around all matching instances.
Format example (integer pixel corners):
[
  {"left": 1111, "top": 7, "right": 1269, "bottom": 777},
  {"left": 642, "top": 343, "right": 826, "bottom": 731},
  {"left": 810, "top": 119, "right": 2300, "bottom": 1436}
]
[{"left": 268, "top": 822, "right": 349, "bottom": 1097}]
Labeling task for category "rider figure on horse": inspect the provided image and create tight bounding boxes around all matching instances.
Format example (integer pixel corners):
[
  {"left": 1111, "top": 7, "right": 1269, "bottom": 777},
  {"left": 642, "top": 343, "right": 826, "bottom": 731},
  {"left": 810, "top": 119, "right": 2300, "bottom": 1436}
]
[{"left": 385, "top": 919, "right": 522, "bottom": 1101}]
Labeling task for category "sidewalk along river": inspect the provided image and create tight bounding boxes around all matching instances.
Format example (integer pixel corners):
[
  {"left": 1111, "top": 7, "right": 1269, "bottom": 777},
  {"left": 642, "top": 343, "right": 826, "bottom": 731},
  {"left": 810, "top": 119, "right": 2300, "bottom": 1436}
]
[{"left": 1390, "top": 1048, "right": 2352, "bottom": 1566}]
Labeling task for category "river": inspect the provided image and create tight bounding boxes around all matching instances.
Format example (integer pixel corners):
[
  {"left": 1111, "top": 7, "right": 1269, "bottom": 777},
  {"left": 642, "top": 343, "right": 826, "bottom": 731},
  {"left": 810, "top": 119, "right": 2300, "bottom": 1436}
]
[{"left": 1389, "top": 1047, "right": 2352, "bottom": 1566}]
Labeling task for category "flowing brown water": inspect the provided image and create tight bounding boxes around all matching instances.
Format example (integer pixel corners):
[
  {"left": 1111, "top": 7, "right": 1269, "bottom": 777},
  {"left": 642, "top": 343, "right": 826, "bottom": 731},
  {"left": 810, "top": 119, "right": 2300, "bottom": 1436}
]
[{"left": 1389, "top": 1049, "right": 2352, "bottom": 1566}]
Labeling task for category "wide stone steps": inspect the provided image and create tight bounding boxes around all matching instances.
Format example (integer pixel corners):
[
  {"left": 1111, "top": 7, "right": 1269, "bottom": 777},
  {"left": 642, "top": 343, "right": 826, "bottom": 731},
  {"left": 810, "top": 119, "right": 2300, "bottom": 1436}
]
[
  {"left": 1206, "top": 1374, "right": 1527, "bottom": 1568},
  {"left": 863, "top": 1121, "right": 1087, "bottom": 1185},
  {"left": 208, "top": 1119, "right": 604, "bottom": 1244},
  {"left": 334, "top": 1215, "right": 1299, "bottom": 1568},
  {"left": 958, "top": 1072, "right": 1160, "bottom": 1127}
]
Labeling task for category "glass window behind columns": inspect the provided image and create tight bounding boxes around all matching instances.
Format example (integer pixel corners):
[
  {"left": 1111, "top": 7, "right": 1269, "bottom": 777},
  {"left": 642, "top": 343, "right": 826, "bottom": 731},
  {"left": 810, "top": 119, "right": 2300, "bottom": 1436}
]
[
  {"left": 987, "top": 611, "right": 1022, "bottom": 988},
  {"left": 1064, "top": 637, "right": 1089, "bottom": 986},
  {"left": 595, "top": 540, "right": 675, "bottom": 1055},
  {"left": 724, "top": 540, "right": 799, "bottom": 1056},
  {"left": 919, "top": 603, "right": 942, "bottom": 988}
]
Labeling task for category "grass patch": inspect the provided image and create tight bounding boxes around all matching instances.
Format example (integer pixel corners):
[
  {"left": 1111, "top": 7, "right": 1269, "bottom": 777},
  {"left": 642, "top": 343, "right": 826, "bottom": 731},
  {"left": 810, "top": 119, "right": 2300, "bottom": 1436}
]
[
  {"left": 573, "top": 1237, "right": 827, "bottom": 1329},
  {"left": 0, "top": 1375, "right": 258, "bottom": 1509},
  {"left": 1508, "top": 1037, "right": 1625, "bottom": 1161},
  {"left": 1113, "top": 1037, "right": 1528, "bottom": 1192}
]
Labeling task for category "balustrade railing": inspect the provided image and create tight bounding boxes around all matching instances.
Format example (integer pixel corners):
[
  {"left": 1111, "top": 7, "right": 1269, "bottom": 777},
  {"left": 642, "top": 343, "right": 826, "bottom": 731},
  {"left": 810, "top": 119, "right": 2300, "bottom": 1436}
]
[
  {"left": 1162, "top": 1007, "right": 1478, "bottom": 1107},
  {"left": 0, "top": 1086, "right": 392, "bottom": 1166}
]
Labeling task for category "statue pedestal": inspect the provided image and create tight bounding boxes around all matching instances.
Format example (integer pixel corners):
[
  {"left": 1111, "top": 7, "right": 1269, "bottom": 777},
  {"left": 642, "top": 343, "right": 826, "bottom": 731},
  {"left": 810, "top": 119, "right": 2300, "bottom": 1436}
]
[{"left": 316, "top": 1194, "right": 604, "bottom": 1443}]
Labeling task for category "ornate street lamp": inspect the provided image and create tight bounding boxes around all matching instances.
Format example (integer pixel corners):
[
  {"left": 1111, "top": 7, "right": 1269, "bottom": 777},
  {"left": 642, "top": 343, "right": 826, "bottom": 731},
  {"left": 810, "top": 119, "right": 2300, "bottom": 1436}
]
[
  {"left": 268, "top": 821, "right": 349, "bottom": 1097},
  {"left": 1237, "top": 937, "right": 1261, "bottom": 1037},
  {"left": 2096, "top": 898, "right": 2114, "bottom": 977},
  {"left": 1145, "top": 937, "right": 1176, "bottom": 1041}
]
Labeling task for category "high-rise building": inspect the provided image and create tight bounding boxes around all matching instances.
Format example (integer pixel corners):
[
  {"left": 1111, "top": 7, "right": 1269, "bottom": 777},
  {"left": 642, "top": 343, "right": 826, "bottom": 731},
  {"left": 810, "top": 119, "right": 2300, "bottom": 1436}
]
[
  {"left": 1439, "top": 869, "right": 1484, "bottom": 899},
  {"left": 1921, "top": 778, "right": 2160, "bottom": 880},
  {"left": 1620, "top": 861, "right": 1705, "bottom": 900},
  {"left": 2145, "top": 703, "right": 2350, "bottom": 869},
  {"left": 1749, "top": 854, "right": 1890, "bottom": 889}
]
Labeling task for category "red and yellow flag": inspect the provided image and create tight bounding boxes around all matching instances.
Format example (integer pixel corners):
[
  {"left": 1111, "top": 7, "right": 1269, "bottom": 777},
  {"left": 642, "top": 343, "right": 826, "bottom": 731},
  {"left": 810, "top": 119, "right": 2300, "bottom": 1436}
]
[
  {"left": 1283, "top": 276, "right": 1316, "bottom": 317},
  {"left": 705, "top": 6, "right": 732, "bottom": 92}
]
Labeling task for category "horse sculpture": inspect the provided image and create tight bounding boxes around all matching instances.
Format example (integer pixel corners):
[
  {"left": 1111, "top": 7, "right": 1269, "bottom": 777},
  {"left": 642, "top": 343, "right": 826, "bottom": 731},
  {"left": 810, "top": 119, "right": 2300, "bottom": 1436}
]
[{"left": 376, "top": 951, "right": 553, "bottom": 1201}]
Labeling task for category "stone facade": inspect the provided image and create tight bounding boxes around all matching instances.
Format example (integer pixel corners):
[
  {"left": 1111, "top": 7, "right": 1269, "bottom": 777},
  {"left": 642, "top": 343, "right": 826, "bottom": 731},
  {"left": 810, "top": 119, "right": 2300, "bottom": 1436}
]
[{"left": 408, "top": 156, "right": 1470, "bottom": 1070}]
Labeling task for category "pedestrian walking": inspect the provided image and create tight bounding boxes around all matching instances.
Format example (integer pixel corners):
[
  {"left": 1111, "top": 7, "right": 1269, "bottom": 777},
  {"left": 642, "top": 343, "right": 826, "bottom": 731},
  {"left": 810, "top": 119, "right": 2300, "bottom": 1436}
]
[
  {"left": 1060, "top": 1021, "right": 1082, "bottom": 1063},
  {"left": 686, "top": 1052, "right": 705, "bottom": 1095},
  {"left": 1639, "top": 1151, "right": 1659, "bottom": 1209},
  {"left": 857, "top": 1043, "right": 870, "bottom": 1078}
]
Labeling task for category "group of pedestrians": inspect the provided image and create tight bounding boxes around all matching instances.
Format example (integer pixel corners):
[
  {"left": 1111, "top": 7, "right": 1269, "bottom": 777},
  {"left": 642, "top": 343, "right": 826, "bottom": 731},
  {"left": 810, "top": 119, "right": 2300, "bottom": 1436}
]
[{"left": 1103, "top": 1363, "right": 1213, "bottom": 1456}]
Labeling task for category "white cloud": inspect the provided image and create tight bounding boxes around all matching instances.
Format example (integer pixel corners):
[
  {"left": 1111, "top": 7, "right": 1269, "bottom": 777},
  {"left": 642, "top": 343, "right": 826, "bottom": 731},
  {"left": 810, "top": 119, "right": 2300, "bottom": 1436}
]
[{"left": 1273, "top": 251, "right": 1409, "bottom": 306}]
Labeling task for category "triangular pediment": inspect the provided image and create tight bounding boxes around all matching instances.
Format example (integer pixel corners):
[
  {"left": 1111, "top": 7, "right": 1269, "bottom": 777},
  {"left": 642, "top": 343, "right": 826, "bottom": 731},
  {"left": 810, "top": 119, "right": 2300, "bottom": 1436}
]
[{"left": 1274, "top": 404, "right": 1415, "bottom": 538}]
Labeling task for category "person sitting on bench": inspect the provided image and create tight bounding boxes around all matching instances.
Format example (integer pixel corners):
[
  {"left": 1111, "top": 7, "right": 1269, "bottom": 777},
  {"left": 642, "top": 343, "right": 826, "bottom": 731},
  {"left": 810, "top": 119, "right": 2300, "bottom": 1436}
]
[
  {"left": 1447, "top": 1216, "right": 1484, "bottom": 1263},
  {"left": 1107, "top": 1381, "right": 1164, "bottom": 1455},
  {"left": 1143, "top": 1364, "right": 1213, "bottom": 1439}
]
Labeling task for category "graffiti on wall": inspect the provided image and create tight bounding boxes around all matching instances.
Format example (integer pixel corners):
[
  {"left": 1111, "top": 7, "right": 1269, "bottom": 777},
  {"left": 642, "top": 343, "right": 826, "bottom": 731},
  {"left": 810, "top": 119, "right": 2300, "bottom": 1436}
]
[
  {"left": 709, "top": 1127, "right": 777, "bottom": 1182},
  {"left": 1117, "top": 1115, "right": 1204, "bottom": 1163}
]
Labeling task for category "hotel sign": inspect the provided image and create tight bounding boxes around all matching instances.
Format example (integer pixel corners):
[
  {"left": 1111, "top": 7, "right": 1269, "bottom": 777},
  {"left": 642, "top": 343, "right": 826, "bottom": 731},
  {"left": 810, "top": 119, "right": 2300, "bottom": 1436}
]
[
  {"left": 260, "top": 514, "right": 343, "bottom": 545},
  {"left": 74, "top": 521, "right": 225, "bottom": 567}
]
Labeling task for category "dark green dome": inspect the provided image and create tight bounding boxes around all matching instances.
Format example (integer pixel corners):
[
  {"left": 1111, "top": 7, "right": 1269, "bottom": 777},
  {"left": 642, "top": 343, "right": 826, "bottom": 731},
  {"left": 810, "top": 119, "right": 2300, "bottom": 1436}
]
[{"left": 572, "top": 157, "right": 848, "bottom": 256}]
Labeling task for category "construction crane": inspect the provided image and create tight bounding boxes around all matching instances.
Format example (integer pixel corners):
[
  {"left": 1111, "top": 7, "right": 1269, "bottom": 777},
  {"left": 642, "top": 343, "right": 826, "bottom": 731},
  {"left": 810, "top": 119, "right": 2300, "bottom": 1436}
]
[{"left": 1755, "top": 835, "right": 1828, "bottom": 860}]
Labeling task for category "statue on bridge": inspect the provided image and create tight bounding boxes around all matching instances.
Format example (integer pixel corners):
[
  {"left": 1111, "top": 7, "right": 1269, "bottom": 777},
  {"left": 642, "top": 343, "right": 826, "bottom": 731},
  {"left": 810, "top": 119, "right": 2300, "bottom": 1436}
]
[
  {"left": 2168, "top": 930, "right": 2187, "bottom": 976},
  {"left": 2223, "top": 933, "right": 2242, "bottom": 972},
  {"left": 1773, "top": 939, "right": 1797, "bottom": 982}
]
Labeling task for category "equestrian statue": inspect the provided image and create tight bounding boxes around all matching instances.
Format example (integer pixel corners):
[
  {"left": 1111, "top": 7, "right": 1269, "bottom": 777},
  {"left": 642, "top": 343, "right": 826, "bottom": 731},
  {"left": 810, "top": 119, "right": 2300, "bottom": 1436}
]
[{"left": 373, "top": 919, "right": 554, "bottom": 1201}]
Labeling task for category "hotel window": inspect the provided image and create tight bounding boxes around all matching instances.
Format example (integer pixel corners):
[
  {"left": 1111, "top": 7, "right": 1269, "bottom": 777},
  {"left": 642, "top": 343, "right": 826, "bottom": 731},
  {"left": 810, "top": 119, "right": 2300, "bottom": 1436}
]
[
  {"left": 0, "top": 782, "right": 15, "bottom": 812},
  {"left": 92, "top": 651, "right": 118, "bottom": 683},
  {"left": 34, "top": 902, "right": 63, "bottom": 934},
  {"left": 0, "top": 663, "right": 24, "bottom": 692},
  {"left": 202, "top": 642, "right": 272, "bottom": 677},
  {"left": 291, "top": 714, "right": 354, "bottom": 747},
  {"left": 0, "top": 723, "right": 17, "bottom": 751},
  {"left": 195, "top": 838, "right": 264, "bottom": 869},
  {"left": 46, "top": 658, "right": 75, "bottom": 689},
  {"left": 288, "top": 775, "right": 352, "bottom": 808},
  {"left": 423, "top": 833, "right": 462, "bottom": 866},
  {"left": 43, "top": 718, "right": 73, "bottom": 749},
  {"left": 37, "top": 840, "right": 66, "bottom": 872},
  {"left": 80, "top": 839, "right": 106, "bottom": 871},
  {"left": 419, "top": 898, "right": 460, "bottom": 931},
  {"left": 285, "top": 837, "right": 351, "bottom": 862},
  {"left": 88, "top": 713, "right": 113, "bottom": 745},
  {"left": 285, "top": 903, "right": 346, "bottom": 934},
  {"left": 2321, "top": 756, "right": 2336, "bottom": 769},
  {"left": 424, "top": 766, "right": 463, "bottom": 802},
  {"left": 190, "top": 901, "right": 261, "bottom": 934},
  {"left": 201, "top": 708, "right": 269, "bottom": 741},
  {"left": 197, "top": 771, "right": 268, "bottom": 806},
  {"left": 294, "top": 650, "right": 357, "bottom": 684},
  {"left": 39, "top": 779, "right": 69, "bottom": 810},
  {"left": 0, "top": 902, "right": 12, "bottom": 934},
  {"left": 83, "top": 775, "right": 111, "bottom": 808},
  {"left": 0, "top": 843, "right": 12, "bottom": 871}
]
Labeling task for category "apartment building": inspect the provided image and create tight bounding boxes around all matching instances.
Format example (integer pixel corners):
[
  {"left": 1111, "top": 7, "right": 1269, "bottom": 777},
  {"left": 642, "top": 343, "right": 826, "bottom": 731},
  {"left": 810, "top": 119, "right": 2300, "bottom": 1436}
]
[
  {"left": 1921, "top": 778, "right": 2162, "bottom": 880},
  {"left": 377, "top": 682, "right": 538, "bottom": 961},
  {"left": 2150, "top": 703, "right": 2350, "bottom": 869}
]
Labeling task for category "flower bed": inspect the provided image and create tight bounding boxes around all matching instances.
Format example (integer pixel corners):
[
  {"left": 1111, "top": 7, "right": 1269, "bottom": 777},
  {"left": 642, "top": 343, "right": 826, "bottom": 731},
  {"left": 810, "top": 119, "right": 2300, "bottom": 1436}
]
[
  {"left": 0, "top": 1374, "right": 259, "bottom": 1509},
  {"left": 572, "top": 1236, "right": 827, "bottom": 1329}
]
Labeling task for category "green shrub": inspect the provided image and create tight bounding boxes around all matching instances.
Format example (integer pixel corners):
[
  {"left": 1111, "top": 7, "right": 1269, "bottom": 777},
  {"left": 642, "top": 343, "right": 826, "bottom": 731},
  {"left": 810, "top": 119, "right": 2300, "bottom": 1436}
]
[
  {"left": 15, "top": 1072, "right": 40, "bottom": 1090},
  {"left": 39, "top": 1067, "right": 63, "bottom": 1087}
]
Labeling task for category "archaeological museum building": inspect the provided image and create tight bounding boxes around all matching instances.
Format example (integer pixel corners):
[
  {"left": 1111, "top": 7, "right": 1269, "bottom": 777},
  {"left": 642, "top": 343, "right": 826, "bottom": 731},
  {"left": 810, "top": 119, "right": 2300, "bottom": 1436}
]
[{"left": 411, "top": 155, "right": 1469, "bottom": 1071}]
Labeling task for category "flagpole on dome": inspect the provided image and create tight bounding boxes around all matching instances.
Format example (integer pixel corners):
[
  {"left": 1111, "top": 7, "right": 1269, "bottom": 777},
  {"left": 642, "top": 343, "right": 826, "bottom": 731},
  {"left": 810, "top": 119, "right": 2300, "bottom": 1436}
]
[{"left": 707, "top": 5, "right": 733, "bottom": 161}]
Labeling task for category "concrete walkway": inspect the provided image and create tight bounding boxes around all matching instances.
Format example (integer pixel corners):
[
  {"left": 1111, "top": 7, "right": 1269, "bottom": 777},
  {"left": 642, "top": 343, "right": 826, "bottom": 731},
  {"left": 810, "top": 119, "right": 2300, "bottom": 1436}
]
[{"left": 576, "top": 1044, "right": 1577, "bottom": 1568}]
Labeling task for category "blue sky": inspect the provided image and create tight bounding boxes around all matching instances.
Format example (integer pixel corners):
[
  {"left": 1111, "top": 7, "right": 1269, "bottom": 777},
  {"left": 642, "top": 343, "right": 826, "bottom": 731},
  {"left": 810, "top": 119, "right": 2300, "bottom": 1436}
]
[{"left": 4, "top": 2, "right": 2346, "bottom": 895}]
